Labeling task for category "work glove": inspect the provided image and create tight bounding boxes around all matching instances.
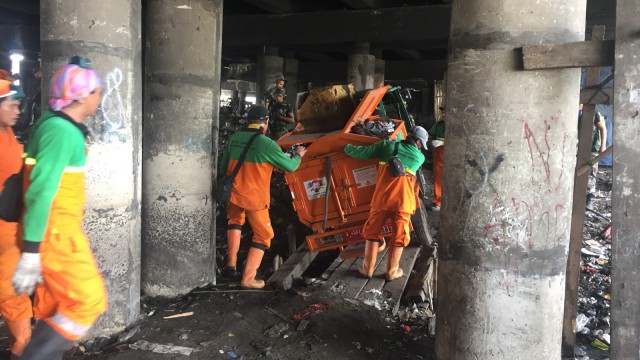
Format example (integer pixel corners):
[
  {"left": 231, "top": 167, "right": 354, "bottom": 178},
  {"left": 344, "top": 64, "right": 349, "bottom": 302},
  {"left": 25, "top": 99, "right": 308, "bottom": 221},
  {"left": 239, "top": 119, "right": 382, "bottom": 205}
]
[{"left": 12, "top": 252, "right": 43, "bottom": 295}]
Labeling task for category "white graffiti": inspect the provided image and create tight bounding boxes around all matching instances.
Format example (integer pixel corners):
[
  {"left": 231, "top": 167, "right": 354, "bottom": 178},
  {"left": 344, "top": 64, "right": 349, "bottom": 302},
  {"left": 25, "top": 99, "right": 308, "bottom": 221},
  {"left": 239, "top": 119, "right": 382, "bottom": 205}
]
[{"left": 99, "top": 68, "right": 128, "bottom": 142}]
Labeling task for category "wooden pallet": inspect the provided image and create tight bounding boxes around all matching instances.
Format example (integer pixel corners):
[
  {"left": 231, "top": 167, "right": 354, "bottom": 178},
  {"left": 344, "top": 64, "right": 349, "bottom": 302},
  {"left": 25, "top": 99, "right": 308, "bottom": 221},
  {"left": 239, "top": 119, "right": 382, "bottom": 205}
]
[
  {"left": 267, "top": 243, "right": 318, "bottom": 290},
  {"left": 321, "top": 245, "right": 421, "bottom": 314}
]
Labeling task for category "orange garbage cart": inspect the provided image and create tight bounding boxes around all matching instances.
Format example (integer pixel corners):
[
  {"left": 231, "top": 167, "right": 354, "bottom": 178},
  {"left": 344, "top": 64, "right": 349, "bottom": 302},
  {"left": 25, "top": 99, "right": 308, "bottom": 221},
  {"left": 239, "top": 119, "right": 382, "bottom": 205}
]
[{"left": 277, "top": 86, "right": 411, "bottom": 253}]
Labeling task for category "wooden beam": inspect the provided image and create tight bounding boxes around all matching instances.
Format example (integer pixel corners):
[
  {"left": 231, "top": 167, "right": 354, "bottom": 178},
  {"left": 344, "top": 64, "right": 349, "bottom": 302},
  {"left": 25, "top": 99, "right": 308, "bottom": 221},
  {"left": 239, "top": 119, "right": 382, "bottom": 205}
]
[
  {"left": 580, "top": 87, "right": 613, "bottom": 105},
  {"left": 522, "top": 39, "right": 614, "bottom": 70},
  {"left": 266, "top": 243, "right": 317, "bottom": 290},
  {"left": 340, "top": 0, "right": 382, "bottom": 8},
  {"left": 562, "top": 25, "right": 606, "bottom": 358},
  {"left": 611, "top": 0, "right": 640, "bottom": 358},
  {"left": 242, "top": 0, "right": 299, "bottom": 13},
  {"left": 223, "top": 5, "right": 451, "bottom": 47}
]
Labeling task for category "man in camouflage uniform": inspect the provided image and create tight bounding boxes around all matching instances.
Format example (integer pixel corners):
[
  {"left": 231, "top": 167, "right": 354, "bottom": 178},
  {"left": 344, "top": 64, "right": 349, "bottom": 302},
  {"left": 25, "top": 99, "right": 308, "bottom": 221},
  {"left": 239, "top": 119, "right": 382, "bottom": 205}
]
[
  {"left": 262, "top": 74, "right": 286, "bottom": 112},
  {"left": 267, "top": 88, "right": 295, "bottom": 140},
  {"left": 579, "top": 104, "right": 607, "bottom": 209}
]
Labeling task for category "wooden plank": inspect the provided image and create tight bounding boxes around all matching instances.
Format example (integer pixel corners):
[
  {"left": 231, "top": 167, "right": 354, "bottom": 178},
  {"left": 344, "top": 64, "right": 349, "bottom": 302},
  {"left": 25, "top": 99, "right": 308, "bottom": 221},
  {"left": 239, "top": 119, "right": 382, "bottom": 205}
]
[
  {"left": 383, "top": 246, "right": 421, "bottom": 315},
  {"left": 357, "top": 249, "right": 389, "bottom": 301},
  {"left": 522, "top": 39, "right": 614, "bottom": 70},
  {"left": 267, "top": 243, "right": 318, "bottom": 290},
  {"left": 323, "top": 258, "right": 357, "bottom": 290},
  {"left": 403, "top": 246, "right": 436, "bottom": 305},
  {"left": 561, "top": 25, "right": 605, "bottom": 358},
  {"left": 321, "top": 256, "right": 345, "bottom": 281},
  {"left": 334, "top": 257, "right": 368, "bottom": 296},
  {"left": 611, "top": 0, "right": 640, "bottom": 358},
  {"left": 580, "top": 87, "right": 613, "bottom": 105}
]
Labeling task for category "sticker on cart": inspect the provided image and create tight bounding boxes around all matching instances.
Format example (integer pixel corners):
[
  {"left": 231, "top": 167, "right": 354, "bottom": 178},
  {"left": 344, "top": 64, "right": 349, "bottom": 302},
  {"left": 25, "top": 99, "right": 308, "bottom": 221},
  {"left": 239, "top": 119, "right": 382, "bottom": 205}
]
[
  {"left": 352, "top": 165, "right": 377, "bottom": 188},
  {"left": 304, "top": 177, "right": 328, "bottom": 200}
]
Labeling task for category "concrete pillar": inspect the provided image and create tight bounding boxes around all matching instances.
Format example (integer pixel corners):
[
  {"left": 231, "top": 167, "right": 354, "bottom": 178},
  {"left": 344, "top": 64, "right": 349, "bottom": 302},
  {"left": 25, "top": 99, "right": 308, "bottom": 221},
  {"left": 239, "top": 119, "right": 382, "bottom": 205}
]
[
  {"left": 40, "top": 0, "right": 142, "bottom": 334},
  {"left": 435, "top": 1, "right": 586, "bottom": 359},
  {"left": 142, "top": 0, "right": 223, "bottom": 297},
  {"left": 257, "top": 47, "right": 283, "bottom": 105},
  {"left": 283, "top": 51, "right": 299, "bottom": 108},
  {"left": 372, "top": 48, "right": 385, "bottom": 87},
  {"left": 611, "top": 0, "right": 640, "bottom": 358},
  {"left": 238, "top": 90, "right": 247, "bottom": 114},
  {"left": 347, "top": 42, "right": 375, "bottom": 91}
]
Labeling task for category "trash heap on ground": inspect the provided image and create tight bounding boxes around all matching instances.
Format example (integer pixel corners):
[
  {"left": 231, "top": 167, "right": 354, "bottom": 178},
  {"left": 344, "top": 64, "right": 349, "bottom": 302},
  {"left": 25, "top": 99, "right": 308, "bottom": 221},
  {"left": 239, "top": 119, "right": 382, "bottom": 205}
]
[{"left": 575, "top": 167, "right": 613, "bottom": 357}]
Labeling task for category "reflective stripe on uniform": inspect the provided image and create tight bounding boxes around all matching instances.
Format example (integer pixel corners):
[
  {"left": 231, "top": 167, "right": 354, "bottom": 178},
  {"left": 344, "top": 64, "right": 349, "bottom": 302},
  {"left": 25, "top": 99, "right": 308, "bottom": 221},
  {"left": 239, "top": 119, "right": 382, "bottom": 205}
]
[
  {"left": 24, "top": 157, "right": 36, "bottom": 165},
  {"left": 49, "top": 312, "right": 91, "bottom": 337},
  {"left": 64, "top": 166, "right": 85, "bottom": 173}
]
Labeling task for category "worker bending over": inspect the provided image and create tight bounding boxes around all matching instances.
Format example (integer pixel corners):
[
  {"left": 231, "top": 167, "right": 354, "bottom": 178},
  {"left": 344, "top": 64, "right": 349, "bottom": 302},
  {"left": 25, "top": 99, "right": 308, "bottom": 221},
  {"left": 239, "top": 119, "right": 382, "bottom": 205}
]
[
  {"left": 12, "top": 59, "right": 107, "bottom": 360},
  {"left": 219, "top": 106, "right": 306, "bottom": 288},
  {"left": 344, "top": 127, "right": 427, "bottom": 280}
]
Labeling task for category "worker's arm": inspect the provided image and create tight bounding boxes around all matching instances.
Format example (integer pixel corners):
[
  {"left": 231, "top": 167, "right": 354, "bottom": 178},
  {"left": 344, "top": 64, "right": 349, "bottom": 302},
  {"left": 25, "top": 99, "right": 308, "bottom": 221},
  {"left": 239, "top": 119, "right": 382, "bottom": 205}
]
[
  {"left": 22, "top": 123, "right": 76, "bottom": 252},
  {"left": 344, "top": 141, "right": 385, "bottom": 160},
  {"left": 266, "top": 140, "right": 303, "bottom": 172},
  {"left": 596, "top": 116, "right": 607, "bottom": 153}
]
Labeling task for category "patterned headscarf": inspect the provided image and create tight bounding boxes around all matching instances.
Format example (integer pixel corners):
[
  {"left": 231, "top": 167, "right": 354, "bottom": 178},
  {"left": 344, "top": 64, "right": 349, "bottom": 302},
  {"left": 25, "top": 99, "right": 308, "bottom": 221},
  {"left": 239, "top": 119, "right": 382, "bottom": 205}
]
[{"left": 49, "top": 64, "right": 102, "bottom": 111}]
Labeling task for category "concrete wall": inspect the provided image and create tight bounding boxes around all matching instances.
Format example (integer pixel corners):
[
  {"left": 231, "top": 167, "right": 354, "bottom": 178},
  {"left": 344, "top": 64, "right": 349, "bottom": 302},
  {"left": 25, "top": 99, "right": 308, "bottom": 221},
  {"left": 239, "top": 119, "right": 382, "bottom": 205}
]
[{"left": 40, "top": 0, "right": 142, "bottom": 335}]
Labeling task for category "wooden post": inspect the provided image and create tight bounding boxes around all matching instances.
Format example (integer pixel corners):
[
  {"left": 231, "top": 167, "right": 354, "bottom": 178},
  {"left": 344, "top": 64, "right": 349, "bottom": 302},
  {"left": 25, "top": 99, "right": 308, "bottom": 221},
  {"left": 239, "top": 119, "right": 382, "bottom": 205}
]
[
  {"left": 611, "top": 0, "right": 640, "bottom": 358},
  {"left": 561, "top": 25, "right": 605, "bottom": 358}
]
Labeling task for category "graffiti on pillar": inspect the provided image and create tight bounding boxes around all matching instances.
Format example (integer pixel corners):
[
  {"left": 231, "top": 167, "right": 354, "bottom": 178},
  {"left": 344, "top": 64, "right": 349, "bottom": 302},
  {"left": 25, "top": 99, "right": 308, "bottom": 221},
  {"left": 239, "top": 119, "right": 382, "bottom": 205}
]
[
  {"left": 522, "top": 118, "right": 570, "bottom": 191},
  {"left": 91, "top": 68, "right": 128, "bottom": 143}
]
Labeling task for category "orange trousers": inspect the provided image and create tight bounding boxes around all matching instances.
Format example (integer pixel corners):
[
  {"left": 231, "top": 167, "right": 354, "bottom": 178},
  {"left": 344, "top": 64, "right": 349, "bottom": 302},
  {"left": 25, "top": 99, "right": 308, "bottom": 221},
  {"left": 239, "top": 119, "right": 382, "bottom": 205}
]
[
  {"left": 0, "top": 229, "right": 33, "bottom": 355},
  {"left": 362, "top": 209, "right": 412, "bottom": 248},
  {"left": 432, "top": 146, "right": 444, "bottom": 207},
  {"left": 33, "top": 229, "right": 107, "bottom": 340},
  {"left": 227, "top": 202, "right": 274, "bottom": 249}
]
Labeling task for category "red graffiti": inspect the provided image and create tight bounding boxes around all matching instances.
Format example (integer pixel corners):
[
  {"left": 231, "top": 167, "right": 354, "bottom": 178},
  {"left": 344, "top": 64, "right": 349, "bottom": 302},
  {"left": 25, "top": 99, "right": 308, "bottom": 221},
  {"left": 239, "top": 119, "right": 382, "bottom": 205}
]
[{"left": 522, "top": 120, "right": 552, "bottom": 185}]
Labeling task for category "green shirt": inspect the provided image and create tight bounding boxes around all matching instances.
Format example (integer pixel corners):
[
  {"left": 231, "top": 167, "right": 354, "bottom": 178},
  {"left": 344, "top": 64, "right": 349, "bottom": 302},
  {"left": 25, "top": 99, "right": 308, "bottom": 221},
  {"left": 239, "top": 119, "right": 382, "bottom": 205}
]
[
  {"left": 428, "top": 121, "right": 445, "bottom": 141},
  {"left": 344, "top": 139, "right": 425, "bottom": 174},
  {"left": 23, "top": 111, "right": 87, "bottom": 243}
]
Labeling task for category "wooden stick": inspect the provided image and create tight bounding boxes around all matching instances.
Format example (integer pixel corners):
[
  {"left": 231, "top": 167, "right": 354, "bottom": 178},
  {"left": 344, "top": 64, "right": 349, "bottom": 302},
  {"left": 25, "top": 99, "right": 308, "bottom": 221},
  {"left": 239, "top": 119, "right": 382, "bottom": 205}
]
[{"left": 576, "top": 146, "right": 613, "bottom": 177}]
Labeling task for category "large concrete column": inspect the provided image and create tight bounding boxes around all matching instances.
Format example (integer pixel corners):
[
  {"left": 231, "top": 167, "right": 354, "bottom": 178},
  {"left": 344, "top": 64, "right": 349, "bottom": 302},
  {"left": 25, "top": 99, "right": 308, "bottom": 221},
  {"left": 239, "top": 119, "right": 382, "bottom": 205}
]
[
  {"left": 347, "top": 42, "right": 375, "bottom": 91},
  {"left": 435, "top": 1, "right": 585, "bottom": 359},
  {"left": 283, "top": 51, "right": 299, "bottom": 107},
  {"left": 372, "top": 48, "right": 385, "bottom": 87},
  {"left": 142, "top": 0, "right": 223, "bottom": 297},
  {"left": 40, "top": 1, "right": 142, "bottom": 334},
  {"left": 257, "top": 47, "right": 283, "bottom": 105},
  {"left": 611, "top": 0, "right": 640, "bottom": 358}
]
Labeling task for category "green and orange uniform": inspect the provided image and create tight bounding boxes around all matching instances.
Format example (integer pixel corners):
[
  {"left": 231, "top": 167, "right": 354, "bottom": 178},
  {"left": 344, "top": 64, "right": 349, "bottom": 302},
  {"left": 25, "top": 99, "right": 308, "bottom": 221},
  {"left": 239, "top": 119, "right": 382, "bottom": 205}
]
[
  {"left": 428, "top": 121, "right": 445, "bottom": 207},
  {"left": 22, "top": 110, "right": 107, "bottom": 340},
  {"left": 0, "top": 126, "right": 32, "bottom": 355},
  {"left": 344, "top": 139, "right": 425, "bottom": 248},
  {"left": 219, "top": 124, "right": 302, "bottom": 250}
]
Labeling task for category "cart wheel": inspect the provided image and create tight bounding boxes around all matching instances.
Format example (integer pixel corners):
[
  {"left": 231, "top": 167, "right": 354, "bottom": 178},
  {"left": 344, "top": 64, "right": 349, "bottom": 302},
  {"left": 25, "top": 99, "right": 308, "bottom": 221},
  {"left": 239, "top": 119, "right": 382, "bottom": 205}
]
[{"left": 411, "top": 198, "right": 433, "bottom": 247}]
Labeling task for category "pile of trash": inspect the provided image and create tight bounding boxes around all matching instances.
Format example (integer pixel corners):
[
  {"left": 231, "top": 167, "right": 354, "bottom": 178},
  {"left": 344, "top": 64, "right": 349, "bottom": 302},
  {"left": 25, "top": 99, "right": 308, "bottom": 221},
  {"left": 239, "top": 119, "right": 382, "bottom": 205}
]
[
  {"left": 575, "top": 168, "right": 612, "bottom": 356},
  {"left": 350, "top": 118, "right": 398, "bottom": 139}
]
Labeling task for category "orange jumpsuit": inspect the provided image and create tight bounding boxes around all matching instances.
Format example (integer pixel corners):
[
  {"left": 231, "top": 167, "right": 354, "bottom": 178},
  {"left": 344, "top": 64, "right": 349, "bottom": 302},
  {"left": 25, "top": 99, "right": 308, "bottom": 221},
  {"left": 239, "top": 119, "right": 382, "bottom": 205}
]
[
  {"left": 345, "top": 140, "right": 425, "bottom": 248},
  {"left": 22, "top": 111, "right": 107, "bottom": 340},
  {"left": 432, "top": 145, "right": 444, "bottom": 207},
  {"left": 0, "top": 127, "right": 32, "bottom": 355}
]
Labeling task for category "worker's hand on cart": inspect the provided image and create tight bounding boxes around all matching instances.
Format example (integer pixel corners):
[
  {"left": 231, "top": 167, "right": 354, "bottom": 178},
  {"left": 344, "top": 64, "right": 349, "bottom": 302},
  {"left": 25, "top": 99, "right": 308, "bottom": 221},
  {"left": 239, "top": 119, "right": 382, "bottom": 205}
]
[{"left": 294, "top": 145, "right": 307, "bottom": 158}]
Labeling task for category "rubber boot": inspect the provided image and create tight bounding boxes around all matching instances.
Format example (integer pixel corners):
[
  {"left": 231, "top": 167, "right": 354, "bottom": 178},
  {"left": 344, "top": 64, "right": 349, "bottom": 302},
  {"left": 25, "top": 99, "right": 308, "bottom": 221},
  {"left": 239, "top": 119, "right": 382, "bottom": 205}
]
[
  {"left": 358, "top": 240, "right": 379, "bottom": 278},
  {"left": 241, "top": 247, "right": 265, "bottom": 289},
  {"left": 223, "top": 229, "right": 242, "bottom": 278},
  {"left": 20, "top": 321, "right": 74, "bottom": 360},
  {"left": 6, "top": 318, "right": 32, "bottom": 357},
  {"left": 386, "top": 246, "right": 405, "bottom": 281}
]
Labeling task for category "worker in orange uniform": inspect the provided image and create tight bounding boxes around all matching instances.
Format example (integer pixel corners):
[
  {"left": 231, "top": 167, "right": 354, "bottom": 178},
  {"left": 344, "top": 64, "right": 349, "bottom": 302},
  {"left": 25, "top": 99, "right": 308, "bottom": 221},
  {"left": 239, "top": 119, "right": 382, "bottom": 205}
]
[
  {"left": 428, "top": 107, "right": 445, "bottom": 211},
  {"left": 12, "top": 58, "right": 107, "bottom": 360},
  {"left": 0, "top": 80, "right": 32, "bottom": 359},
  {"left": 344, "top": 126, "right": 427, "bottom": 281},
  {"left": 219, "top": 106, "right": 307, "bottom": 288}
]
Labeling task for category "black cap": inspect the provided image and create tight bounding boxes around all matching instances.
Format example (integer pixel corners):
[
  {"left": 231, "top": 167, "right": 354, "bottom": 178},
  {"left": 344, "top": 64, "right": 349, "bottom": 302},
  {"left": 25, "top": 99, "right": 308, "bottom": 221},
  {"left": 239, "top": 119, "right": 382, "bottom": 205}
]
[{"left": 247, "top": 106, "right": 269, "bottom": 121}]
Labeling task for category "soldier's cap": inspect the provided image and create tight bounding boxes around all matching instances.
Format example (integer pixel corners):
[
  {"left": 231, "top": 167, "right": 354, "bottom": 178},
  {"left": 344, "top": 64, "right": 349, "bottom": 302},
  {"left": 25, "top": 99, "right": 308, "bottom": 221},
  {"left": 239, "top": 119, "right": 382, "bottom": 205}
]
[
  {"left": 275, "top": 74, "right": 286, "bottom": 82},
  {"left": 0, "top": 80, "right": 17, "bottom": 99},
  {"left": 247, "top": 106, "right": 269, "bottom": 121}
]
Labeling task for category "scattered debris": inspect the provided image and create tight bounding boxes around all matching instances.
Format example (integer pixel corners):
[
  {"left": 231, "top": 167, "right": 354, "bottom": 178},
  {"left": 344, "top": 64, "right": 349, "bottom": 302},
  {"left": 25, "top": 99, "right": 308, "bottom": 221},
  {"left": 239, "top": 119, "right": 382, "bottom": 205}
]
[
  {"left": 296, "top": 320, "right": 310, "bottom": 331},
  {"left": 292, "top": 303, "right": 329, "bottom": 321},
  {"left": 264, "top": 322, "right": 289, "bottom": 338},
  {"left": 117, "top": 325, "right": 140, "bottom": 343},
  {"left": 163, "top": 311, "right": 194, "bottom": 319},
  {"left": 130, "top": 340, "right": 195, "bottom": 355}
]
